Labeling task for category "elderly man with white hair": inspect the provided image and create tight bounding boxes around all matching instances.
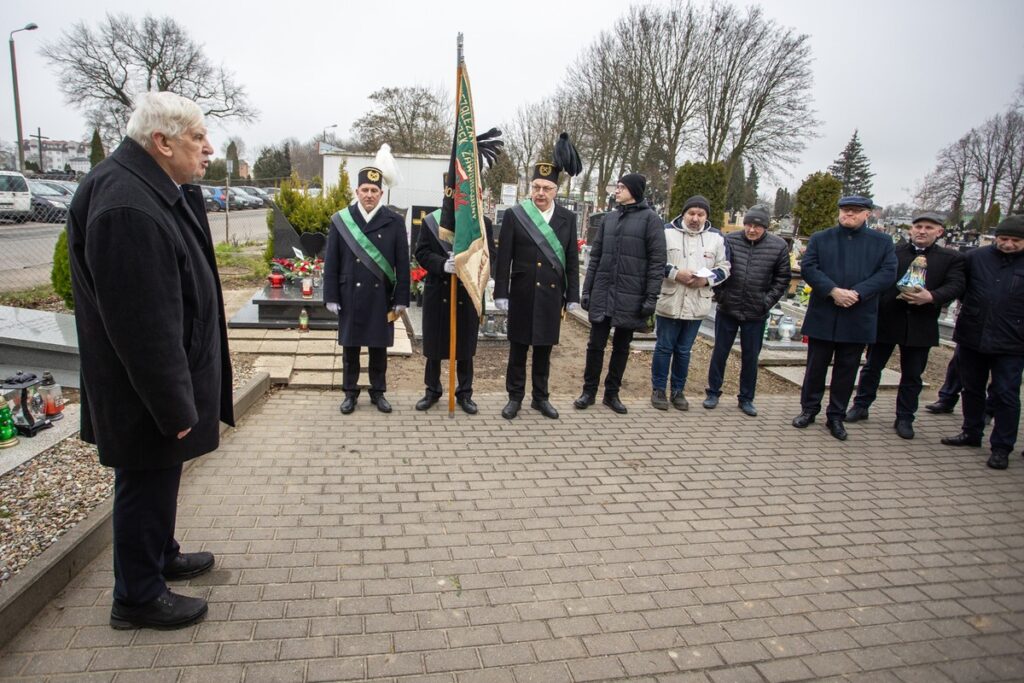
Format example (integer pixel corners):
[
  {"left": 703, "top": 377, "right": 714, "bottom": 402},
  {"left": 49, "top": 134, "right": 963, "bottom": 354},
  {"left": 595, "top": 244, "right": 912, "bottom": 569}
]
[{"left": 67, "top": 91, "right": 234, "bottom": 630}]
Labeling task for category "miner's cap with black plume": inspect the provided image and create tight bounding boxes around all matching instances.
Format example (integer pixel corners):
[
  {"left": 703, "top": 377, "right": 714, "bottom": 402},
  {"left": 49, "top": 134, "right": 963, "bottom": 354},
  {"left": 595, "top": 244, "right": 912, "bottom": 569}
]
[{"left": 532, "top": 132, "right": 583, "bottom": 184}]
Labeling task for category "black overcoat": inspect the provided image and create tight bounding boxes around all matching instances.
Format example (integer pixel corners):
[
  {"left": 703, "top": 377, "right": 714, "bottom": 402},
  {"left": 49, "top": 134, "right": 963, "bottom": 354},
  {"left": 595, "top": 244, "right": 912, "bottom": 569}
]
[
  {"left": 414, "top": 216, "right": 495, "bottom": 360},
  {"left": 581, "top": 201, "right": 666, "bottom": 330},
  {"left": 954, "top": 245, "right": 1024, "bottom": 354},
  {"left": 494, "top": 203, "right": 580, "bottom": 346},
  {"left": 323, "top": 204, "right": 411, "bottom": 348},
  {"left": 875, "top": 243, "right": 965, "bottom": 347},
  {"left": 800, "top": 224, "right": 898, "bottom": 344},
  {"left": 715, "top": 231, "right": 791, "bottom": 321},
  {"left": 67, "top": 137, "right": 234, "bottom": 469}
]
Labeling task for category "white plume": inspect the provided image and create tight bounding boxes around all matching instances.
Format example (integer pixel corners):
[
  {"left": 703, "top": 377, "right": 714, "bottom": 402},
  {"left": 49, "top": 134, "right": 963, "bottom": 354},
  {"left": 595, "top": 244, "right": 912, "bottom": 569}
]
[{"left": 373, "top": 144, "right": 402, "bottom": 188}]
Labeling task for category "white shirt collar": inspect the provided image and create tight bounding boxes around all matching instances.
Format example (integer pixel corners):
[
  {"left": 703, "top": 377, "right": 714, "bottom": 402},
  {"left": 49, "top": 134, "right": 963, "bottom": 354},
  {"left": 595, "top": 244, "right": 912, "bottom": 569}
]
[
  {"left": 541, "top": 205, "right": 554, "bottom": 223},
  {"left": 356, "top": 200, "right": 382, "bottom": 224}
]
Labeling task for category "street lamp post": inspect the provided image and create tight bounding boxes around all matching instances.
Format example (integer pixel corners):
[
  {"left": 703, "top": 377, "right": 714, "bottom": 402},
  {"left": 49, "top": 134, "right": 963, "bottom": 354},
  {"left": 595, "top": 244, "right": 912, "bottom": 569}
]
[
  {"left": 322, "top": 123, "right": 337, "bottom": 144},
  {"left": 9, "top": 22, "right": 38, "bottom": 173}
]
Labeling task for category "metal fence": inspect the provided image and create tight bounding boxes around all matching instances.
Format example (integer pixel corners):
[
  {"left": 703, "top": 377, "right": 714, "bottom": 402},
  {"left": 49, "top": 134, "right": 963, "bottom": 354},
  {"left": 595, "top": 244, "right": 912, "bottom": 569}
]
[{"left": 0, "top": 204, "right": 272, "bottom": 294}]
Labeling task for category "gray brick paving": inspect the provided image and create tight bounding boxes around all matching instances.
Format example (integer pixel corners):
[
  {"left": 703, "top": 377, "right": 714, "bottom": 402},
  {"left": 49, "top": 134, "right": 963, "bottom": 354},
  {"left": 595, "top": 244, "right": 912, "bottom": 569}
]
[{"left": 2, "top": 390, "right": 1024, "bottom": 682}]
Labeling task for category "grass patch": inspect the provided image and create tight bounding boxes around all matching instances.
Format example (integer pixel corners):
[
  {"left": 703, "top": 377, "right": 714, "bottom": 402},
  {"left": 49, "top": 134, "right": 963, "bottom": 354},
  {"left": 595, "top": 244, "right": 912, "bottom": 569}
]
[
  {"left": 0, "top": 284, "right": 63, "bottom": 311},
  {"left": 215, "top": 242, "right": 269, "bottom": 284}
]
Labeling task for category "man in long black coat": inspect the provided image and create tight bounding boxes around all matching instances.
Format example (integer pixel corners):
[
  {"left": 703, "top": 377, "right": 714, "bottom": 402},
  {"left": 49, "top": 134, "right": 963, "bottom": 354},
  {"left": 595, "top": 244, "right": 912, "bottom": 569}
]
[
  {"left": 575, "top": 173, "right": 665, "bottom": 414},
  {"left": 845, "top": 212, "right": 965, "bottom": 438},
  {"left": 414, "top": 207, "right": 495, "bottom": 414},
  {"left": 494, "top": 162, "right": 581, "bottom": 419},
  {"left": 324, "top": 167, "right": 410, "bottom": 414},
  {"left": 67, "top": 92, "right": 234, "bottom": 630},
  {"left": 793, "top": 196, "right": 897, "bottom": 440}
]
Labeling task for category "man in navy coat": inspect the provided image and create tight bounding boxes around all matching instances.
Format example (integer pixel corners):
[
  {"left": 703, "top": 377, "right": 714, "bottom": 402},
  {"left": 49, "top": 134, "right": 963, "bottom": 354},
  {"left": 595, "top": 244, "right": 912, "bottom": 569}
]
[
  {"left": 324, "top": 167, "right": 410, "bottom": 414},
  {"left": 792, "top": 196, "right": 897, "bottom": 440},
  {"left": 68, "top": 92, "right": 234, "bottom": 630}
]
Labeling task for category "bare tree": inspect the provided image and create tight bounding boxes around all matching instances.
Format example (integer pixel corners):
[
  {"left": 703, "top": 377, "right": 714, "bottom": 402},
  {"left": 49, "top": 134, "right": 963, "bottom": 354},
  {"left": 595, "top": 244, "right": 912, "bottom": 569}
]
[
  {"left": 997, "top": 111, "right": 1023, "bottom": 214},
  {"left": 220, "top": 135, "right": 246, "bottom": 160},
  {"left": 694, "top": 3, "right": 817, "bottom": 183},
  {"left": 916, "top": 135, "right": 973, "bottom": 224},
  {"left": 502, "top": 101, "right": 557, "bottom": 190},
  {"left": 350, "top": 85, "right": 452, "bottom": 154},
  {"left": 42, "top": 13, "right": 257, "bottom": 145},
  {"left": 966, "top": 113, "right": 1019, "bottom": 228}
]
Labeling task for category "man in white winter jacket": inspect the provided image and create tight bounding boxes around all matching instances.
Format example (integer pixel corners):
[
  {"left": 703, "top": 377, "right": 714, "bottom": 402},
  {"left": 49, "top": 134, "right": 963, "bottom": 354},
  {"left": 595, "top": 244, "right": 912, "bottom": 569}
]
[{"left": 651, "top": 195, "right": 730, "bottom": 410}]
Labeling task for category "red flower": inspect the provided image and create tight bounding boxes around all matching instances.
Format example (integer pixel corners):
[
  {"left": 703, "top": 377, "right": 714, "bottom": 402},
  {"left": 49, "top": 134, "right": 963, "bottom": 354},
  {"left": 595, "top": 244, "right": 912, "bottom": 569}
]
[
  {"left": 577, "top": 238, "right": 586, "bottom": 253},
  {"left": 411, "top": 266, "right": 428, "bottom": 282}
]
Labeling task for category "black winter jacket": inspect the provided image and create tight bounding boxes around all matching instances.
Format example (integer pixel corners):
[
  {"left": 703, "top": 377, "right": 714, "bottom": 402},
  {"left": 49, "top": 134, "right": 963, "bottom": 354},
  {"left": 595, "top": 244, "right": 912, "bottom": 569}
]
[
  {"left": 953, "top": 245, "right": 1024, "bottom": 355},
  {"left": 714, "top": 230, "right": 791, "bottom": 321},
  {"left": 875, "top": 243, "right": 964, "bottom": 347},
  {"left": 581, "top": 201, "right": 666, "bottom": 330}
]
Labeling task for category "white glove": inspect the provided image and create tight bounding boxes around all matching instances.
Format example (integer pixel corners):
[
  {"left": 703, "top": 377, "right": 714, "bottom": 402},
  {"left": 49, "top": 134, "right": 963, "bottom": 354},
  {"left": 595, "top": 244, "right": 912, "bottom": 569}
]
[
  {"left": 567, "top": 303, "right": 582, "bottom": 313},
  {"left": 393, "top": 305, "right": 407, "bottom": 314},
  {"left": 444, "top": 256, "right": 456, "bottom": 274},
  {"left": 326, "top": 302, "right": 339, "bottom": 315},
  {"left": 494, "top": 298, "right": 509, "bottom": 312}
]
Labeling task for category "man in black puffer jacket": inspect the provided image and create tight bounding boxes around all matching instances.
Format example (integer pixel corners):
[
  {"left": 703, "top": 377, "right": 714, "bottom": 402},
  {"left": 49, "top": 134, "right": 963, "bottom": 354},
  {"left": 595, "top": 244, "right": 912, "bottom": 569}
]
[
  {"left": 703, "top": 205, "right": 790, "bottom": 416},
  {"left": 575, "top": 173, "right": 666, "bottom": 413}
]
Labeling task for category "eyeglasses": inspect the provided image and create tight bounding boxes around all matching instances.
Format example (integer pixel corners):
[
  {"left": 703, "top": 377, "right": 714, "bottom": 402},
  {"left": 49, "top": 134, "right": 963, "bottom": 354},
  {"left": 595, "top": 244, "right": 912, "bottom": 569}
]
[
  {"left": 614, "top": 184, "right": 627, "bottom": 190},
  {"left": 531, "top": 185, "right": 556, "bottom": 193}
]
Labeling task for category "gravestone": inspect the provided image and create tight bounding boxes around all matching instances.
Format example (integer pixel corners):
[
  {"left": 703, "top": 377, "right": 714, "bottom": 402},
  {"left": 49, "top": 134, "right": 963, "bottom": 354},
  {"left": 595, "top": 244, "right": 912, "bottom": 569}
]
[{"left": 271, "top": 205, "right": 306, "bottom": 259}]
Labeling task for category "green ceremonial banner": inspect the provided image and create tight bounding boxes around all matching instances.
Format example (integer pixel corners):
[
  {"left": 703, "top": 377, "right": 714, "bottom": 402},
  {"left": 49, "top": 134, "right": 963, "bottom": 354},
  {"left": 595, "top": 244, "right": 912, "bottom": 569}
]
[{"left": 449, "top": 61, "right": 489, "bottom": 316}]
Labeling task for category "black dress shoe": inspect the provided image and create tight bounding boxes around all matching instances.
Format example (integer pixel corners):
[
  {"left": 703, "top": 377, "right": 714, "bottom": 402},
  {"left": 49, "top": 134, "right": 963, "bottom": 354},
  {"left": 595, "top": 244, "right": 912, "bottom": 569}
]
[
  {"left": 826, "top": 419, "right": 848, "bottom": 441},
  {"left": 501, "top": 400, "right": 521, "bottom": 420},
  {"left": 163, "top": 551, "right": 215, "bottom": 580},
  {"left": 924, "top": 401, "right": 955, "bottom": 414},
  {"left": 110, "top": 589, "right": 208, "bottom": 630},
  {"left": 844, "top": 405, "right": 869, "bottom": 422},
  {"left": 738, "top": 401, "right": 758, "bottom": 417},
  {"left": 370, "top": 395, "right": 392, "bottom": 413},
  {"left": 941, "top": 432, "right": 982, "bottom": 447},
  {"left": 894, "top": 419, "right": 915, "bottom": 440},
  {"left": 791, "top": 412, "right": 816, "bottom": 428},
  {"left": 573, "top": 391, "right": 596, "bottom": 409},
  {"left": 339, "top": 396, "right": 357, "bottom": 414},
  {"left": 987, "top": 450, "right": 1010, "bottom": 470},
  {"left": 702, "top": 394, "right": 719, "bottom": 409},
  {"left": 457, "top": 396, "right": 478, "bottom": 415},
  {"left": 531, "top": 399, "right": 559, "bottom": 419},
  {"left": 415, "top": 394, "right": 439, "bottom": 411},
  {"left": 602, "top": 395, "right": 627, "bottom": 414}
]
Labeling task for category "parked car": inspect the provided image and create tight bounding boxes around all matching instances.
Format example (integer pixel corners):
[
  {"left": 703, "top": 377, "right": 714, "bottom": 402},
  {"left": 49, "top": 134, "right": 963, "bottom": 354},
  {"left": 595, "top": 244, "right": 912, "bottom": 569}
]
[
  {"left": 201, "top": 186, "right": 221, "bottom": 212},
  {"left": 228, "top": 187, "right": 262, "bottom": 209},
  {"left": 236, "top": 186, "right": 273, "bottom": 207},
  {"left": 37, "top": 179, "right": 76, "bottom": 200},
  {"left": 0, "top": 170, "right": 32, "bottom": 223},
  {"left": 208, "top": 186, "right": 254, "bottom": 210},
  {"left": 27, "top": 179, "right": 71, "bottom": 223}
]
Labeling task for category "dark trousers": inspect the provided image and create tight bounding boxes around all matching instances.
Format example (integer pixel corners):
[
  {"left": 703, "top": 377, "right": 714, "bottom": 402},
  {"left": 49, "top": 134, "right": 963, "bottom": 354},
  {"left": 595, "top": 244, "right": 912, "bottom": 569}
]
[
  {"left": 800, "top": 337, "right": 865, "bottom": 420},
  {"left": 706, "top": 311, "right": 765, "bottom": 403},
  {"left": 506, "top": 341, "right": 552, "bottom": 402},
  {"left": 342, "top": 346, "right": 387, "bottom": 398},
  {"left": 958, "top": 346, "right": 1024, "bottom": 454},
  {"left": 937, "top": 345, "right": 996, "bottom": 414},
  {"left": 582, "top": 317, "right": 635, "bottom": 397},
  {"left": 424, "top": 357, "right": 473, "bottom": 399},
  {"left": 852, "top": 343, "right": 931, "bottom": 421},
  {"left": 112, "top": 464, "right": 182, "bottom": 605}
]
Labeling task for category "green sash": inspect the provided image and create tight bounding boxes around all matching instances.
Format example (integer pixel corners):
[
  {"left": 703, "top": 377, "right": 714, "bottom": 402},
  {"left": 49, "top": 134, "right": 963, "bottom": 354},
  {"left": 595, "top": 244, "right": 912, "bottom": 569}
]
[
  {"left": 518, "top": 199, "right": 566, "bottom": 269},
  {"left": 332, "top": 207, "right": 397, "bottom": 286}
]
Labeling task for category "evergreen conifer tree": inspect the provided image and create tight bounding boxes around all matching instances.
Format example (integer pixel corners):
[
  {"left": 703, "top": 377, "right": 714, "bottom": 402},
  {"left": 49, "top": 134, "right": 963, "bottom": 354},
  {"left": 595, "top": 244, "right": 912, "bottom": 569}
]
[
  {"left": 89, "top": 128, "right": 105, "bottom": 168},
  {"left": 725, "top": 159, "right": 745, "bottom": 212},
  {"left": 743, "top": 165, "right": 759, "bottom": 208},
  {"left": 828, "top": 130, "right": 874, "bottom": 198}
]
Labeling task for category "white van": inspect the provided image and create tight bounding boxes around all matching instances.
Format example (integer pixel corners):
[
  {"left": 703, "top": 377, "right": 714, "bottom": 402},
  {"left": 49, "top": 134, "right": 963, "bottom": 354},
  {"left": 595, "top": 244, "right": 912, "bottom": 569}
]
[{"left": 0, "top": 171, "right": 31, "bottom": 223}]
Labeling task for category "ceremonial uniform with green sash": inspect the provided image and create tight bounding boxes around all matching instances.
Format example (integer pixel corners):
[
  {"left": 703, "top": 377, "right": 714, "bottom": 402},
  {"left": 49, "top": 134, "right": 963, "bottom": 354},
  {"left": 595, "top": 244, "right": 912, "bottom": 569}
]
[
  {"left": 323, "top": 166, "right": 410, "bottom": 405},
  {"left": 494, "top": 162, "right": 580, "bottom": 407}
]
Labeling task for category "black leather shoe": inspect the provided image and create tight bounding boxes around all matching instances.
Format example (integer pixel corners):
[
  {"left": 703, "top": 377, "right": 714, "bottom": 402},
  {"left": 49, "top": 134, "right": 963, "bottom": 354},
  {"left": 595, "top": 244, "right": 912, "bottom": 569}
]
[
  {"left": 457, "top": 397, "right": 478, "bottom": 415},
  {"left": 987, "top": 450, "right": 1010, "bottom": 470},
  {"left": 163, "top": 551, "right": 215, "bottom": 580},
  {"left": 702, "top": 394, "right": 719, "bottom": 409},
  {"left": 110, "top": 589, "right": 208, "bottom": 630},
  {"left": 573, "top": 391, "right": 596, "bottom": 409},
  {"left": 531, "top": 399, "right": 559, "bottom": 419},
  {"left": 924, "top": 401, "right": 955, "bottom": 414},
  {"left": 791, "top": 412, "right": 816, "bottom": 428},
  {"left": 894, "top": 419, "right": 915, "bottom": 440},
  {"left": 738, "top": 401, "right": 758, "bottom": 417},
  {"left": 844, "top": 405, "right": 869, "bottom": 422},
  {"left": 501, "top": 400, "right": 521, "bottom": 420},
  {"left": 602, "top": 395, "right": 627, "bottom": 414},
  {"left": 415, "top": 394, "right": 439, "bottom": 411},
  {"left": 370, "top": 395, "right": 392, "bottom": 413},
  {"left": 339, "top": 396, "right": 357, "bottom": 414},
  {"left": 941, "top": 432, "right": 982, "bottom": 447},
  {"left": 826, "top": 419, "right": 848, "bottom": 441}
]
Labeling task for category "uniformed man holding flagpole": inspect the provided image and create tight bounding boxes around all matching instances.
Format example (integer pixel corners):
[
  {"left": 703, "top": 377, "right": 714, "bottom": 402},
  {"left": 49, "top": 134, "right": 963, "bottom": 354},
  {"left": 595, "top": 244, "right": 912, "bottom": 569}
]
[
  {"left": 324, "top": 149, "right": 410, "bottom": 414},
  {"left": 494, "top": 133, "right": 583, "bottom": 420}
]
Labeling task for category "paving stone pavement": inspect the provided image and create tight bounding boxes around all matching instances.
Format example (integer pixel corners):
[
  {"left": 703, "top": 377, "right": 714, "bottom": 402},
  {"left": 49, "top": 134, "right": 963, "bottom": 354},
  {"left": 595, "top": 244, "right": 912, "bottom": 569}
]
[{"left": 2, "top": 391, "right": 1024, "bottom": 683}]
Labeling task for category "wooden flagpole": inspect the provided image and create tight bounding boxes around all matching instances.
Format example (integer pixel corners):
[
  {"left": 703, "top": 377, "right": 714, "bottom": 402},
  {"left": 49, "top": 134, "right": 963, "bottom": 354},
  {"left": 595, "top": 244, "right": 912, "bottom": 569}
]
[{"left": 448, "top": 34, "right": 463, "bottom": 418}]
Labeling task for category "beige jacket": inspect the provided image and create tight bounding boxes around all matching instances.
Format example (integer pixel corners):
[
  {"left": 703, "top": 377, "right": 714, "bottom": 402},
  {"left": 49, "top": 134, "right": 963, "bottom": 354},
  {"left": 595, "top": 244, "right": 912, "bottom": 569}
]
[{"left": 655, "top": 221, "right": 730, "bottom": 320}]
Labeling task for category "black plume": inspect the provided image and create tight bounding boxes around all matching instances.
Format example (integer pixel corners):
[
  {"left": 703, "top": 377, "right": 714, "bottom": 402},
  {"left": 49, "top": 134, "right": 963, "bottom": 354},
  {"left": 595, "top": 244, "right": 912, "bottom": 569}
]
[
  {"left": 553, "top": 132, "right": 583, "bottom": 177},
  {"left": 476, "top": 127, "right": 504, "bottom": 169}
]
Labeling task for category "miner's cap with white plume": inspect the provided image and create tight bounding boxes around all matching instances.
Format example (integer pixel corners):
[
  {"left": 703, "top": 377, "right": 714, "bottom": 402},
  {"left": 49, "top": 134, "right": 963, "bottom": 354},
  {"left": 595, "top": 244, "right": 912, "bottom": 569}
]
[
  {"left": 357, "top": 144, "right": 402, "bottom": 189},
  {"left": 532, "top": 132, "right": 583, "bottom": 184}
]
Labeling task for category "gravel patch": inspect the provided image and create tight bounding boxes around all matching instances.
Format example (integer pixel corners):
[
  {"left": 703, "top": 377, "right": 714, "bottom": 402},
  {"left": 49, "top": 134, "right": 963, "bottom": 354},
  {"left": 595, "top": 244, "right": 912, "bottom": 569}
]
[{"left": 0, "top": 435, "right": 108, "bottom": 587}]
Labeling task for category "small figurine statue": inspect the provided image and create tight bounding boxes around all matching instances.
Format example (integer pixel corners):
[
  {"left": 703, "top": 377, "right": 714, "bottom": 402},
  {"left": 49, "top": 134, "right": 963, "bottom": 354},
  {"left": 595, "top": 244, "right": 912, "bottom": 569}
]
[{"left": 896, "top": 255, "right": 927, "bottom": 293}]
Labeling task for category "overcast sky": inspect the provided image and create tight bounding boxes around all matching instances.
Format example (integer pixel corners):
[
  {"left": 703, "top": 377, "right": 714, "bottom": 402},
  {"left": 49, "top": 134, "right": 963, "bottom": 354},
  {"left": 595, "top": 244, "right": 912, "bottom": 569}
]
[{"left": 4, "top": 0, "right": 1022, "bottom": 206}]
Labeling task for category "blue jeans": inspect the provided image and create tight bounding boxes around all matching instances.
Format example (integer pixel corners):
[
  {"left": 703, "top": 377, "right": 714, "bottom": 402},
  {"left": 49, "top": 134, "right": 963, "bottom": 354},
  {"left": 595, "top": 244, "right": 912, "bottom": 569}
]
[
  {"left": 706, "top": 311, "right": 765, "bottom": 403},
  {"left": 651, "top": 316, "right": 703, "bottom": 393}
]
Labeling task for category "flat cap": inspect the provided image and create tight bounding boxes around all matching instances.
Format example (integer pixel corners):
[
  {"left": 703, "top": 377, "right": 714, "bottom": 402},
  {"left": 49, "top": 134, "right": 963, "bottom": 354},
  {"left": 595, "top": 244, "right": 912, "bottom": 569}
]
[
  {"left": 911, "top": 211, "right": 945, "bottom": 226},
  {"left": 838, "top": 195, "right": 874, "bottom": 209}
]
